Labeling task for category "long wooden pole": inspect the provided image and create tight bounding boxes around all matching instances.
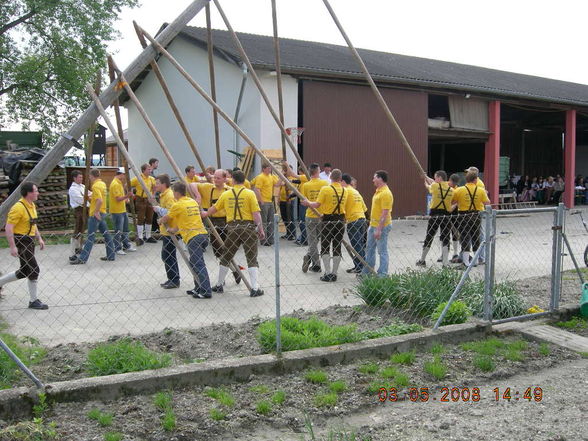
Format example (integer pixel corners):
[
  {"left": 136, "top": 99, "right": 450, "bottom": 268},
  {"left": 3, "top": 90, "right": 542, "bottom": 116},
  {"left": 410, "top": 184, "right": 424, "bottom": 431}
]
[
  {"left": 270, "top": 0, "right": 287, "bottom": 160},
  {"left": 205, "top": 3, "right": 222, "bottom": 169},
  {"left": 321, "top": 0, "right": 426, "bottom": 178},
  {"left": 86, "top": 84, "right": 198, "bottom": 281},
  {"left": 137, "top": 27, "right": 376, "bottom": 274},
  {"left": 0, "top": 0, "right": 209, "bottom": 226},
  {"left": 82, "top": 73, "right": 102, "bottom": 222},
  {"left": 211, "top": 0, "right": 310, "bottom": 179},
  {"left": 133, "top": 22, "right": 207, "bottom": 174},
  {"left": 109, "top": 57, "right": 252, "bottom": 290}
]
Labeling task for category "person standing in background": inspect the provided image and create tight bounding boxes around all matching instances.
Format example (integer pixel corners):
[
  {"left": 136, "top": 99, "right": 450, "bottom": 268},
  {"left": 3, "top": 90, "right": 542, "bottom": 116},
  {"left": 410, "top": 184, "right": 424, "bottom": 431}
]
[{"left": 68, "top": 170, "right": 90, "bottom": 261}]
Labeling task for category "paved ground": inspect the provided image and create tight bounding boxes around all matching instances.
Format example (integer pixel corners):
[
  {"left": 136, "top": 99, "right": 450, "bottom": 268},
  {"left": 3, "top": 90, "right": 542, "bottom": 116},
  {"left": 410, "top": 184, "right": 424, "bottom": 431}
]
[{"left": 0, "top": 208, "right": 586, "bottom": 345}]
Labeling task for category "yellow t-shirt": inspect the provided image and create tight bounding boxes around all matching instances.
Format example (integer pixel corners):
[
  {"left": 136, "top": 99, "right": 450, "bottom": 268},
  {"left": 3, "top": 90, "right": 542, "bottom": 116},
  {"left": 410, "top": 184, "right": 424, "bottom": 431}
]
[
  {"left": 370, "top": 185, "right": 393, "bottom": 227},
  {"left": 227, "top": 178, "right": 251, "bottom": 189},
  {"left": 185, "top": 175, "right": 200, "bottom": 184},
  {"left": 130, "top": 174, "right": 155, "bottom": 198},
  {"left": 316, "top": 182, "right": 348, "bottom": 216},
  {"left": 197, "top": 182, "right": 229, "bottom": 218},
  {"left": 279, "top": 176, "right": 299, "bottom": 202},
  {"left": 7, "top": 198, "right": 38, "bottom": 236},
  {"left": 301, "top": 178, "right": 329, "bottom": 219},
  {"left": 251, "top": 173, "right": 279, "bottom": 203},
  {"left": 159, "top": 188, "right": 176, "bottom": 236},
  {"left": 214, "top": 185, "right": 260, "bottom": 222},
  {"left": 344, "top": 187, "right": 367, "bottom": 222},
  {"left": 429, "top": 182, "right": 454, "bottom": 212},
  {"left": 90, "top": 179, "right": 107, "bottom": 214},
  {"left": 109, "top": 178, "right": 126, "bottom": 214},
  {"left": 167, "top": 196, "right": 207, "bottom": 243},
  {"left": 477, "top": 178, "right": 486, "bottom": 189},
  {"left": 452, "top": 183, "right": 490, "bottom": 212}
]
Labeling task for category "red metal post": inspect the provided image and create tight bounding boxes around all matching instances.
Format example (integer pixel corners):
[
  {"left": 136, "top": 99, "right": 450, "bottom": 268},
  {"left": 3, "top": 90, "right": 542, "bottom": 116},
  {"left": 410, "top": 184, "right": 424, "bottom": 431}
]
[
  {"left": 484, "top": 100, "right": 500, "bottom": 202},
  {"left": 564, "top": 109, "right": 577, "bottom": 208}
]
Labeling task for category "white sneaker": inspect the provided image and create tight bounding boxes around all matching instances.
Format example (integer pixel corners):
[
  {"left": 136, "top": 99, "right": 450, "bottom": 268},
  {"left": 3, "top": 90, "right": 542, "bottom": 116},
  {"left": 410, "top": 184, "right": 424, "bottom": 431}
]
[
  {"left": 116, "top": 250, "right": 127, "bottom": 256},
  {"left": 125, "top": 247, "right": 137, "bottom": 252}
]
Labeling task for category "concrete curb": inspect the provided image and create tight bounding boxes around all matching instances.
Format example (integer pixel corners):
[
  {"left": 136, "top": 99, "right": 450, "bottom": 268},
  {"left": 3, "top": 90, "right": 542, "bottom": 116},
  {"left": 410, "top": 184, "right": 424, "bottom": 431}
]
[{"left": 0, "top": 322, "right": 490, "bottom": 421}]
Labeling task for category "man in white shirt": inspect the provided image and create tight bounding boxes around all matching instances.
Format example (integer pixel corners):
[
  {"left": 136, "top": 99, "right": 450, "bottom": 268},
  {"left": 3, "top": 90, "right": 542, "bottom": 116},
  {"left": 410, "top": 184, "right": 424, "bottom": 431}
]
[
  {"left": 319, "top": 162, "right": 333, "bottom": 183},
  {"left": 68, "top": 170, "right": 90, "bottom": 259}
]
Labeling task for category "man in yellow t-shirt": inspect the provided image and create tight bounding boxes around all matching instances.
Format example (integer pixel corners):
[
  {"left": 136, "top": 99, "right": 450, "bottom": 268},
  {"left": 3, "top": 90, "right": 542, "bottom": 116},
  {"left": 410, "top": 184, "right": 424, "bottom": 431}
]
[
  {"left": 71, "top": 169, "right": 115, "bottom": 264},
  {"left": 159, "top": 181, "right": 212, "bottom": 299},
  {"left": 362, "top": 170, "right": 394, "bottom": 276},
  {"left": 342, "top": 173, "right": 367, "bottom": 273},
  {"left": 227, "top": 168, "right": 252, "bottom": 189},
  {"left": 130, "top": 163, "right": 157, "bottom": 245},
  {"left": 452, "top": 171, "right": 491, "bottom": 267},
  {"left": 303, "top": 169, "right": 348, "bottom": 282},
  {"left": 299, "top": 163, "right": 328, "bottom": 273},
  {"left": 203, "top": 170, "right": 265, "bottom": 297},
  {"left": 109, "top": 169, "right": 135, "bottom": 255},
  {"left": 278, "top": 162, "right": 299, "bottom": 241},
  {"left": 293, "top": 167, "right": 309, "bottom": 246},
  {"left": 197, "top": 169, "right": 231, "bottom": 259},
  {"left": 251, "top": 162, "right": 280, "bottom": 246},
  {"left": 184, "top": 165, "right": 200, "bottom": 184},
  {"left": 417, "top": 170, "right": 454, "bottom": 267},
  {"left": 0, "top": 182, "right": 48, "bottom": 310}
]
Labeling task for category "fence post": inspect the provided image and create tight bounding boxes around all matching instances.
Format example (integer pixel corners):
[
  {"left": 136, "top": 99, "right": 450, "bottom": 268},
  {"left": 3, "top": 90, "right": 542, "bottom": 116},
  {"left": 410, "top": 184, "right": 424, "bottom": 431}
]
[
  {"left": 483, "top": 206, "right": 493, "bottom": 322},
  {"left": 274, "top": 214, "right": 282, "bottom": 355},
  {"left": 550, "top": 203, "right": 564, "bottom": 311}
]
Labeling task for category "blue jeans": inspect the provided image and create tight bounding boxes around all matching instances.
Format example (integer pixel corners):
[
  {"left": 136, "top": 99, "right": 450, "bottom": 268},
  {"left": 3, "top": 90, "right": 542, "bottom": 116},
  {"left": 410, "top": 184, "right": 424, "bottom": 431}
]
[
  {"left": 297, "top": 202, "right": 307, "bottom": 243},
  {"left": 111, "top": 212, "right": 131, "bottom": 251},
  {"left": 347, "top": 218, "right": 367, "bottom": 270},
  {"left": 363, "top": 224, "right": 392, "bottom": 276},
  {"left": 161, "top": 236, "right": 179, "bottom": 284},
  {"left": 79, "top": 213, "right": 115, "bottom": 262},
  {"left": 187, "top": 234, "right": 211, "bottom": 293}
]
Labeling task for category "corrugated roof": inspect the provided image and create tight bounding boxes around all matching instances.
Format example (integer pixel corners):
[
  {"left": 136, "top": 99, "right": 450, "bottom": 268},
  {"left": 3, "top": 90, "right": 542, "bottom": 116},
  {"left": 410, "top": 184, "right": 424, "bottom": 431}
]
[{"left": 178, "top": 25, "right": 588, "bottom": 107}]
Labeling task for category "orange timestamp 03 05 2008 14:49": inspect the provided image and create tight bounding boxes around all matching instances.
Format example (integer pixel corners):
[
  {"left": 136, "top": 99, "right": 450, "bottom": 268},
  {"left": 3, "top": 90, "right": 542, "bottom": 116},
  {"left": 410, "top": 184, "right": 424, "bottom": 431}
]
[{"left": 378, "top": 386, "right": 544, "bottom": 403}]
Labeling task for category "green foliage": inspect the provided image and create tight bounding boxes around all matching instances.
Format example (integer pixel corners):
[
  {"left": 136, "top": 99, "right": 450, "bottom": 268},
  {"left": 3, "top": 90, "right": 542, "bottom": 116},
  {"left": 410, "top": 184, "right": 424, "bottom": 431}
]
[
  {"left": 358, "top": 362, "right": 379, "bottom": 375},
  {"left": 431, "top": 301, "right": 471, "bottom": 325},
  {"left": 460, "top": 338, "right": 506, "bottom": 356},
  {"left": 314, "top": 392, "right": 338, "bottom": 408},
  {"left": 0, "top": 0, "right": 139, "bottom": 142},
  {"left": 504, "top": 348, "right": 525, "bottom": 362},
  {"left": 204, "top": 387, "right": 235, "bottom": 407},
  {"left": 153, "top": 391, "right": 173, "bottom": 411},
  {"left": 424, "top": 356, "right": 446, "bottom": 380},
  {"left": 249, "top": 384, "right": 270, "bottom": 394},
  {"left": 162, "top": 409, "right": 176, "bottom": 432},
  {"left": 271, "top": 390, "right": 286, "bottom": 405},
  {"left": 0, "top": 418, "right": 58, "bottom": 441},
  {"left": 394, "top": 372, "right": 410, "bottom": 387},
  {"left": 430, "top": 343, "right": 445, "bottom": 355},
  {"left": 104, "top": 432, "right": 124, "bottom": 441},
  {"left": 538, "top": 343, "right": 550, "bottom": 356},
  {"left": 462, "top": 280, "right": 526, "bottom": 319},
  {"left": 380, "top": 366, "right": 399, "bottom": 379},
  {"left": 390, "top": 351, "right": 416, "bottom": 365},
  {"left": 209, "top": 408, "right": 226, "bottom": 421},
  {"left": 0, "top": 332, "right": 46, "bottom": 389},
  {"left": 329, "top": 381, "right": 347, "bottom": 394},
  {"left": 556, "top": 316, "right": 588, "bottom": 329},
  {"left": 305, "top": 370, "right": 328, "bottom": 384},
  {"left": 358, "top": 322, "right": 423, "bottom": 339},
  {"left": 32, "top": 393, "right": 48, "bottom": 418},
  {"left": 366, "top": 381, "right": 393, "bottom": 395},
  {"left": 355, "top": 275, "right": 403, "bottom": 307},
  {"left": 473, "top": 355, "right": 495, "bottom": 372},
  {"left": 87, "top": 409, "right": 113, "bottom": 427},
  {"left": 255, "top": 400, "right": 272, "bottom": 415},
  {"left": 86, "top": 338, "right": 171, "bottom": 376}
]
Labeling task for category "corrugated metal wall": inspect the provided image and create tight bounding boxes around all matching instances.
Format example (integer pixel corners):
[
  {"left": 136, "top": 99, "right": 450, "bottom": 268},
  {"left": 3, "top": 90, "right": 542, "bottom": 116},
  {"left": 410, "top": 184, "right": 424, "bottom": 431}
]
[{"left": 302, "top": 80, "right": 428, "bottom": 217}]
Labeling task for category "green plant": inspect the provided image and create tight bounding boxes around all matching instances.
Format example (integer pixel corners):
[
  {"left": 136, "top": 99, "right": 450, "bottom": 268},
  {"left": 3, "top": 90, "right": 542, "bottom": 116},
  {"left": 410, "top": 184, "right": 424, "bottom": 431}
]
[
  {"left": 256, "top": 400, "right": 272, "bottom": 415},
  {"left": 329, "top": 380, "right": 347, "bottom": 394},
  {"left": 580, "top": 352, "right": 588, "bottom": 358},
  {"left": 0, "top": 332, "right": 46, "bottom": 389},
  {"left": 314, "top": 392, "right": 338, "bottom": 408},
  {"left": 390, "top": 351, "right": 416, "bottom": 365},
  {"left": 104, "top": 432, "right": 124, "bottom": 441},
  {"left": 271, "top": 390, "right": 286, "bottom": 405},
  {"left": 32, "top": 393, "right": 49, "bottom": 418},
  {"left": 431, "top": 301, "right": 471, "bottom": 325},
  {"left": 473, "top": 355, "right": 495, "bottom": 372},
  {"left": 355, "top": 275, "right": 401, "bottom": 307},
  {"left": 86, "top": 338, "right": 171, "bottom": 376},
  {"left": 462, "top": 280, "right": 526, "bottom": 319},
  {"left": 461, "top": 338, "right": 506, "bottom": 356},
  {"left": 538, "top": 343, "right": 550, "bottom": 356},
  {"left": 204, "top": 387, "right": 235, "bottom": 407},
  {"left": 556, "top": 316, "right": 588, "bottom": 329},
  {"left": 430, "top": 343, "right": 445, "bottom": 355},
  {"left": 358, "top": 322, "right": 423, "bottom": 339},
  {"left": 305, "top": 370, "right": 328, "bottom": 384},
  {"left": 366, "top": 381, "right": 393, "bottom": 395},
  {"left": 509, "top": 340, "right": 528, "bottom": 351},
  {"left": 87, "top": 409, "right": 113, "bottom": 427},
  {"left": 162, "top": 409, "right": 176, "bottom": 431},
  {"left": 209, "top": 408, "right": 226, "bottom": 421},
  {"left": 504, "top": 348, "right": 525, "bottom": 362},
  {"left": 0, "top": 419, "right": 58, "bottom": 441},
  {"left": 154, "top": 391, "right": 173, "bottom": 410},
  {"left": 249, "top": 384, "right": 270, "bottom": 394},
  {"left": 424, "top": 356, "right": 446, "bottom": 380},
  {"left": 380, "top": 366, "right": 399, "bottom": 379},
  {"left": 394, "top": 372, "right": 410, "bottom": 387},
  {"left": 358, "top": 362, "right": 379, "bottom": 375}
]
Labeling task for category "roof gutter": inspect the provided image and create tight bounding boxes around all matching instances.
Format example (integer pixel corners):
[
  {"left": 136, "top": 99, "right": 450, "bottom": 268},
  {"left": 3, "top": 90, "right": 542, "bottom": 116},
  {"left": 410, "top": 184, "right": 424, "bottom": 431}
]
[{"left": 233, "top": 62, "right": 249, "bottom": 163}]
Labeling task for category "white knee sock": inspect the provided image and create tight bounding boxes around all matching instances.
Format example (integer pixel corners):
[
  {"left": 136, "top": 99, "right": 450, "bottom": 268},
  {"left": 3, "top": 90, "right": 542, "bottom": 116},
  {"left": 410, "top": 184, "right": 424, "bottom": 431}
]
[
  {"left": 137, "top": 225, "right": 144, "bottom": 240},
  {"left": 217, "top": 265, "right": 230, "bottom": 286},
  {"left": 70, "top": 238, "right": 77, "bottom": 255},
  {"left": 441, "top": 246, "right": 449, "bottom": 266},
  {"left": 332, "top": 256, "right": 341, "bottom": 275},
  {"left": 248, "top": 267, "right": 259, "bottom": 290},
  {"left": 145, "top": 224, "right": 152, "bottom": 239},
  {"left": 322, "top": 255, "right": 331, "bottom": 274},
  {"left": 0, "top": 271, "right": 18, "bottom": 287},
  {"left": 462, "top": 251, "right": 471, "bottom": 266},
  {"left": 452, "top": 240, "right": 459, "bottom": 255},
  {"left": 27, "top": 279, "right": 38, "bottom": 302}
]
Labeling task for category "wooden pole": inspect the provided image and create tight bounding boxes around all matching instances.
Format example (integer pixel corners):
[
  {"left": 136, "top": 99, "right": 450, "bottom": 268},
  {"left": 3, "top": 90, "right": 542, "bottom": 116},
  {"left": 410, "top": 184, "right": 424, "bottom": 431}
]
[
  {"left": 108, "top": 60, "right": 138, "bottom": 230},
  {"left": 205, "top": 3, "right": 222, "bottom": 169},
  {"left": 82, "top": 73, "right": 102, "bottom": 222},
  {"left": 321, "top": 0, "right": 426, "bottom": 178},
  {"left": 271, "top": 0, "right": 287, "bottom": 160},
  {"left": 109, "top": 57, "right": 253, "bottom": 290},
  {"left": 133, "top": 22, "right": 207, "bottom": 174},
  {"left": 137, "top": 27, "right": 376, "bottom": 274},
  {"left": 211, "top": 0, "right": 310, "bottom": 179},
  {"left": 0, "top": 0, "right": 209, "bottom": 226},
  {"left": 85, "top": 84, "right": 199, "bottom": 281}
]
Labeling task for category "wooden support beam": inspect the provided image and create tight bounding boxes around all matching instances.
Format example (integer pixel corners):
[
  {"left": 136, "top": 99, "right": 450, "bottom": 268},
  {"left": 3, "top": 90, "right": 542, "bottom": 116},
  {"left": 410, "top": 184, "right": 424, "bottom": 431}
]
[
  {"left": 0, "top": 0, "right": 209, "bottom": 225},
  {"left": 271, "top": 0, "right": 287, "bottom": 160},
  {"left": 205, "top": 3, "right": 222, "bottom": 169}
]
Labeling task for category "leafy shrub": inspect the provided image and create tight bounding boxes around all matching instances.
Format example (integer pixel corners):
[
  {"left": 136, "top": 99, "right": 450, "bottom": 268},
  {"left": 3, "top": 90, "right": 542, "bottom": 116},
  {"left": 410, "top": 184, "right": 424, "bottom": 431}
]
[
  {"left": 329, "top": 381, "right": 347, "bottom": 394},
  {"left": 0, "top": 332, "right": 46, "bottom": 389},
  {"left": 256, "top": 400, "right": 272, "bottom": 415},
  {"left": 390, "top": 351, "right": 416, "bottom": 365},
  {"left": 358, "top": 362, "right": 379, "bottom": 375},
  {"left": 473, "top": 355, "right": 495, "bottom": 372},
  {"left": 314, "top": 392, "right": 338, "bottom": 407},
  {"left": 462, "top": 280, "right": 526, "bottom": 320},
  {"left": 271, "top": 390, "right": 286, "bottom": 405},
  {"left": 355, "top": 275, "right": 402, "bottom": 307},
  {"left": 431, "top": 301, "right": 471, "bottom": 326},
  {"left": 305, "top": 370, "right": 328, "bottom": 384},
  {"left": 209, "top": 408, "right": 226, "bottom": 421},
  {"left": 424, "top": 356, "right": 446, "bottom": 380},
  {"left": 86, "top": 338, "right": 171, "bottom": 376},
  {"left": 359, "top": 322, "right": 423, "bottom": 339}
]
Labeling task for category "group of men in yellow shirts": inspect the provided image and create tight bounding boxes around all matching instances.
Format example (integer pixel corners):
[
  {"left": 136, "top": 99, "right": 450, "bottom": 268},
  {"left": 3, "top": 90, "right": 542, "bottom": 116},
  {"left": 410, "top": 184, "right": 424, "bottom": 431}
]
[{"left": 418, "top": 166, "right": 490, "bottom": 268}]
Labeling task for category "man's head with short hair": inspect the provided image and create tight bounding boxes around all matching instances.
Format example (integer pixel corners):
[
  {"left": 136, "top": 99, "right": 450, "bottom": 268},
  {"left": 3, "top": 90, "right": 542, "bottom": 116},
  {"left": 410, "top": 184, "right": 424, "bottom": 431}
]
[
  {"left": 434, "top": 170, "right": 447, "bottom": 182},
  {"left": 141, "top": 163, "right": 150, "bottom": 174},
  {"left": 232, "top": 170, "right": 245, "bottom": 184},
  {"left": 309, "top": 163, "right": 320, "bottom": 177},
  {"left": 185, "top": 165, "right": 196, "bottom": 178},
  {"left": 330, "top": 169, "right": 342, "bottom": 182},
  {"left": 341, "top": 173, "right": 352, "bottom": 186},
  {"left": 373, "top": 170, "right": 388, "bottom": 185},
  {"left": 323, "top": 162, "right": 332, "bottom": 173},
  {"left": 89, "top": 169, "right": 100, "bottom": 181},
  {"left": 71, "top": 170, "right": 83, "bottom": 184},
  {"left": 20, "top": 182, "right": 38, "bottom": 200},
  {"left": 261, "top": 162, "right": 271, "bottom": 174},
  {"left": 149, "top": 158, "right": 159, "bottom": 168},
  {"left": 213, "top": 169, "right": 227, "bottom": 187},
  {"left": 449, "top": 173, "right": 460, "bottom": 187},
  {"left": 205, "top": 166, "right": 216, "bottom": 176},
  {"left": 465, "top": 171, "right": 478, "bottom": 183},
  {"left": 465, "top": 166, "right": 479, "bottom": 175},
  {"left": 156, "top": 174, "right": 171, "bottom": 190},
  {"left": 172, "top": 181, "right": 187, "bottom": 198}
]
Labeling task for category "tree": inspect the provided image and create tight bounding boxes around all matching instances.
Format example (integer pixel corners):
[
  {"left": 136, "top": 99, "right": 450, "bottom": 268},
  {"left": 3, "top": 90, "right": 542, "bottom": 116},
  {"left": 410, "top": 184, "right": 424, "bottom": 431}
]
[{"left": 0, "top": 0, "right": 139, "bottom": 145}]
